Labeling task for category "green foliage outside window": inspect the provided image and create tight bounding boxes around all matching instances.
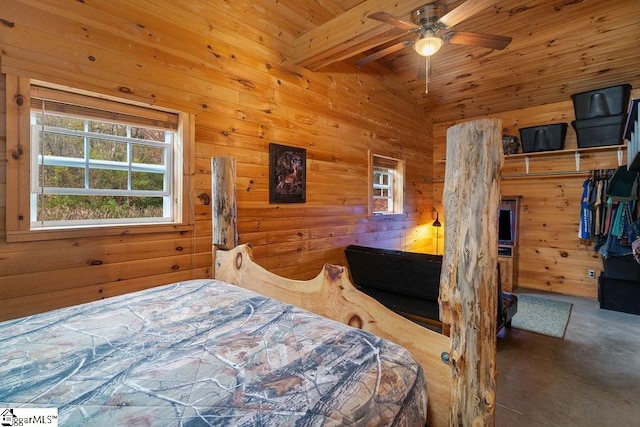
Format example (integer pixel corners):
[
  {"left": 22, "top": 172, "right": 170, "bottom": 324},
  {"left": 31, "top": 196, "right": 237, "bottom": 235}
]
[{"left": 33, "top": 111, "right": 169, "bottom": 223}]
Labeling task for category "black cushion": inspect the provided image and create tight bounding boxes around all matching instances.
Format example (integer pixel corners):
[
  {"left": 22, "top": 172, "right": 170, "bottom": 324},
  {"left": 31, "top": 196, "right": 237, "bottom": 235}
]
[
  {"left": 357, "top": 286, "right": 442, "bottom": 321},
  {"left": 345, "top": 245, "right": 518, "bottom": 330},
  {"left": 345, "top": 245, "right": 441, "bottom": 302}
]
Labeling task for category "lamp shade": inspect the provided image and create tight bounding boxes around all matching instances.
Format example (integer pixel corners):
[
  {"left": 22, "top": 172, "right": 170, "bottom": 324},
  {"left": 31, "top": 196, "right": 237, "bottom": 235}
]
[
  {"left": 414, "top": 32, "right": 443, "bottom": 56},
  {"left": 432, "top": 213, "right": 441, "bottom": 227}
]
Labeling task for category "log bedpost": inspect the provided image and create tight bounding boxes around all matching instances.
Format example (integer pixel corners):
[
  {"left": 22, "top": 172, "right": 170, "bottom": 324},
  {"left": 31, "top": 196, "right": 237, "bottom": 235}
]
[
  {"left": 211, "top": 157, "right": 237, "bottom": 250},
  {"left": 439, "top": 118, "right": 503, "bottom": 426}
]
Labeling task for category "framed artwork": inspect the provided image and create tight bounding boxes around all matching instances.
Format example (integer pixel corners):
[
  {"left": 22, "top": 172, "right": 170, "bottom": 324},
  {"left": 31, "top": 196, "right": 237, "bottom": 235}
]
[{"left": 269, "top": 143, "right": 306, "bottom": 203}]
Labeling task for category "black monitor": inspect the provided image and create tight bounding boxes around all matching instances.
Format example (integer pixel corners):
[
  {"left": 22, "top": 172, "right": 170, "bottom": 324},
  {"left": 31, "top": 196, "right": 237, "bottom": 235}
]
[{"left": 498, "top": 208, "right": 515, "bottom": 246}]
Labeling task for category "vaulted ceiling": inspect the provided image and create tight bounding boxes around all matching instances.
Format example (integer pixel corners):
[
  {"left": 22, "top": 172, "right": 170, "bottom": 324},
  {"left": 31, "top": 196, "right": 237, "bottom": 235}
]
[{"left": 285, "top": 0, "right": 640, "bottom": 123}]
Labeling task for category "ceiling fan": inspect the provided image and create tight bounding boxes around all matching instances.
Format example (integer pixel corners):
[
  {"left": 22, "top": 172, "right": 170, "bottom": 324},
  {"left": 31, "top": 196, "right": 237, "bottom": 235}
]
[{"left": 356, "top": 0, "right": 512, "bottom": 92}]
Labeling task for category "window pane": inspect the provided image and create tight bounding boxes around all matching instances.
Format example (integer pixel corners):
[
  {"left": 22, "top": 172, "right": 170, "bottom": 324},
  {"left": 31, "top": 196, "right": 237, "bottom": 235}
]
[
  {"left": 132, "top": 171, "right": 164, "bottom": 191},
  {"left": 42, "top": 132, "right": 84, "bottom": 158},
  {"left": 89, "top": 120, "right": 127, "bottom": 136},
  {"left": 131, "top": 127, "right": 166, "bottom": 142},
  {"left": 41, "top": 165, "right": 85, "bottom": 188},
  {"left": 89, "top": 168, "right": 128, "bottom": 189},
  {"left": 34, "top": 112, "right": 85, "bottom": 131},
  {"left": 133, "top": 144, "right": 164, "bottom": 165},
  {"left": 90, "top": 138, "right": 127, "bottom": 162},
  {"left": 35, "top": 195, "right": 164, "bottom": 221}
]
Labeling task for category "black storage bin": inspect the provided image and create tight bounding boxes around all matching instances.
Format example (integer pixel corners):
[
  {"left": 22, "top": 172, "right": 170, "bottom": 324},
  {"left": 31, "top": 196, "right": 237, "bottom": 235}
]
[
  {"left": 519, "top": 123, "right": 568, "bottom": 153},
  {"left": 572, "top": 114, "right": 626, "bottom": 148},
  {"left": 598, "top": 274, "right": 640, "bottom": 315},
  {"left": 602, "top": 255, "right": 640, "bottom": 281},
  {"left": 571, "top": 84, "right": 632, "bottom": 120}
]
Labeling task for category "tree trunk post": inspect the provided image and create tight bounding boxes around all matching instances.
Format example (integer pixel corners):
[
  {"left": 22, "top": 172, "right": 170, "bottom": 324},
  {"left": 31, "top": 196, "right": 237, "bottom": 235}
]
[
  {"left": 439, "top": 118, "right": 503, "bottom": 426},
  {"left": 212, "top": 157, "right": 237, "bottom": 250}
]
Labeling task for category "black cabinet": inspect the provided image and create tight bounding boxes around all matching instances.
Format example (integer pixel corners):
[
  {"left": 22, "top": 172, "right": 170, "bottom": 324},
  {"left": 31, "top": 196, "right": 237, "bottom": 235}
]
[{"left": 598, "top": 274, "right": 640, "bottom": 315}]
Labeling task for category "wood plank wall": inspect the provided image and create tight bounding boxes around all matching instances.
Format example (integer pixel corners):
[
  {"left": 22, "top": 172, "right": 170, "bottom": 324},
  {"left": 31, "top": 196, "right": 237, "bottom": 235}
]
[
  {"left": 433, "top": 88, "right": 640, "bottom": 298},
  {"left": 0, "top": 1, "right": 433, "bottom": 321}
]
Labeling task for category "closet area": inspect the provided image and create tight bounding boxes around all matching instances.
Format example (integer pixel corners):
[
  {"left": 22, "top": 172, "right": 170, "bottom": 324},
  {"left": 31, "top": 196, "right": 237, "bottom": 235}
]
[
  {"left": 584, "top": 167, "right": 640, "bottom": 315},
  {"left": 597, "top": 96, "right": 640, "bottom": 315},
  {"left": 433, "top": 85, "right": 640, "bottom": 302}
]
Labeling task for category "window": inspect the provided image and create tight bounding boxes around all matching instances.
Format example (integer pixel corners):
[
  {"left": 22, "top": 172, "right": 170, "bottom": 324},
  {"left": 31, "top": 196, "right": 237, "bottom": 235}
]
[
  {"left": 6, "top": 77, "right": 192, "bottom": 241},
  {"left": 373, "top": 166, "right": 393, "bottom": 213},
  {"left": 370, "top": 153, "right": 405, "bottom": 215}
]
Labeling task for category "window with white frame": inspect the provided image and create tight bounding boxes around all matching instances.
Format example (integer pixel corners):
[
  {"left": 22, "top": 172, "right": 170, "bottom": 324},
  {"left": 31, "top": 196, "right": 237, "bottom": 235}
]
[
  {"left": 5, "top": 77, "right": 192, "bottom": 242},
  {"left": 26, "top": 85, "right": 185, "bottom": 230},
  {"left": 370, "top": 153, "right": 405, "bottom": 215}
]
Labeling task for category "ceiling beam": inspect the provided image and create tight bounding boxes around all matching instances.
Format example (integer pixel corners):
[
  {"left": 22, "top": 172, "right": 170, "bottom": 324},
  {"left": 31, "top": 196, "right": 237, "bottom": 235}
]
[{"left": 293, "top": 0, "right": 427, "bottom": 71}]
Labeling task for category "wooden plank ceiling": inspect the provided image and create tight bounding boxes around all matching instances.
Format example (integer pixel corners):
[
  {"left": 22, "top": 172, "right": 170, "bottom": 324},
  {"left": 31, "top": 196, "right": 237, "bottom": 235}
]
[{"left": 285, "top": 0, "right": 640, "bottom": 123}]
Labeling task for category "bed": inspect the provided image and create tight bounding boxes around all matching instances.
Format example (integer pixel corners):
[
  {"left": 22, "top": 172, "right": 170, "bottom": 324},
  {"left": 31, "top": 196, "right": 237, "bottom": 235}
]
[{"left": 0, "top": 248, "right": 434, "bottom": 426}]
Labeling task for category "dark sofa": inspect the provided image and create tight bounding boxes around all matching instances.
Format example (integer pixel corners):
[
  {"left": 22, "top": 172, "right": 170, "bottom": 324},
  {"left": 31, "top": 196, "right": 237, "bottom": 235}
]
[{"left": 344, "top": 245, "right": 518, "bottom": 332}]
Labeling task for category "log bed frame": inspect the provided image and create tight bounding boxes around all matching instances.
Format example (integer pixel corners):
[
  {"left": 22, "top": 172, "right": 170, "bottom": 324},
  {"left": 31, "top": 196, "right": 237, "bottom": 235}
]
[
  {"left": 211, "top": 118, "right": 503, "bottom": 426},
  {"left": 214, "top": 244, "right": 451, "bottom": 426}
]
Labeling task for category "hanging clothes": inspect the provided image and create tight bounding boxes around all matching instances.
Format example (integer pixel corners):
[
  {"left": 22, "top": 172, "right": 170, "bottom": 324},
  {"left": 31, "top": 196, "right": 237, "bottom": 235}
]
[
  {"left": 596, "top": 168, "right": 639, "bottom": 258},
  {"left": 579, "top": 177, "right": 591, "bottom": 239}
]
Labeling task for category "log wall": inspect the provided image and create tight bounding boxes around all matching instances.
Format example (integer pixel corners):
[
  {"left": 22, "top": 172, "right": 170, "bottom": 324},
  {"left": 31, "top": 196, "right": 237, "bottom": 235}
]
[
  {"left": 2, "top": 0, "right": 633, "bottom": 318},
  {"left": 433, "top": 88, "right": 640, "bottom": 298},
  {"left": 0, "top": 0, "right": 433, "bottom": 320}
]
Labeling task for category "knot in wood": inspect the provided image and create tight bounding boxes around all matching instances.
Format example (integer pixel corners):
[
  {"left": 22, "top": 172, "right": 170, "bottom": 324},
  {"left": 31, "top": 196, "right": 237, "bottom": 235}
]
[
  {"left": 347, "top": 315, "right": 363, "bottom": 329},
  {"left": 325, "top": 264, "right": 343, "bottom": 281},
  {"left": 0, "top": 18, "right": 16, "bottom": 28},
  {"left": 484, "top": 390, "right": 496, "bottom": 408},
  {"left": 11, "top": 149, "right": 22, "bottom": 160}
]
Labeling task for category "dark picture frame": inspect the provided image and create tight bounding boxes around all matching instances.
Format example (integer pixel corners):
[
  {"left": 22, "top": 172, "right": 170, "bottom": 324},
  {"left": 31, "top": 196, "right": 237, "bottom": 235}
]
[{"left": 269, "top": 143, "right": 306, "bottom": 203}]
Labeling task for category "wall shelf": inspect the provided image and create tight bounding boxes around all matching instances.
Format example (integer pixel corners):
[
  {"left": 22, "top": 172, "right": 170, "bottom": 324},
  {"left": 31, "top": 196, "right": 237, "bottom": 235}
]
[
  {"left": 436, "top": 144, "right": 626, "bottom": 173},
  {"left": 505, "top": 145, "right": 625, "bottom": 173}
]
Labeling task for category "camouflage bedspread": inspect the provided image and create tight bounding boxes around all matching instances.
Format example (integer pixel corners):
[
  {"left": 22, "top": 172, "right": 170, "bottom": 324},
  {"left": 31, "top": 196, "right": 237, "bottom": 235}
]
[{"left": 1, "top": 279, "right": 427, "bottom": 426}]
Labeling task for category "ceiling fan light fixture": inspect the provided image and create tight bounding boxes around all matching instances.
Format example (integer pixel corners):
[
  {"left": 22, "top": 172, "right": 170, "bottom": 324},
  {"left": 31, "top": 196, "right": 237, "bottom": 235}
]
[{"left": 414, "top": 32, "right": 443, "bottom": 56}]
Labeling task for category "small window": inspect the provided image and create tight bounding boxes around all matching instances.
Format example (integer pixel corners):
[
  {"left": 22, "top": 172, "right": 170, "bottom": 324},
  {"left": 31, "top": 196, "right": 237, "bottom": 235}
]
[{"left": 370, "top": 153, "right": 405, "bottom": 216}]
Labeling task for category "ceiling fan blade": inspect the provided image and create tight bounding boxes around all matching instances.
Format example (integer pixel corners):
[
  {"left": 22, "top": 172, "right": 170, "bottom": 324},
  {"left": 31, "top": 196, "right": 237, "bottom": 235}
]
[
  {"left": 355, "top": 40, "right": 413, "bottom": 67},
  {"left": 439, "top": 0, "right": 501, "bottom": 28},
  {"left": 368, "top": 11, "right": 419, "bottom": 31},
  {"left": 445, "top": 31, "right": 512, "bottom": 50}
]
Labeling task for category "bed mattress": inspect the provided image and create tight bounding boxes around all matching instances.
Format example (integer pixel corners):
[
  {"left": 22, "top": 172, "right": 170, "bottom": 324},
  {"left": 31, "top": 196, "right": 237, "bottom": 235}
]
[{"left": 0, "top": 279, "right": 426, "bottom": 426}]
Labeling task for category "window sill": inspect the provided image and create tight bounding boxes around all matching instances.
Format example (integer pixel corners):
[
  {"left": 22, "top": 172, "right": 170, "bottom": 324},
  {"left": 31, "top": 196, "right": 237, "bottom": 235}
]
[
  {"left": 371, "top": 212, "right": 407, "bottom": 219},
  {"left": 6, "top": 222, "right": 195, "bottom": 243}
]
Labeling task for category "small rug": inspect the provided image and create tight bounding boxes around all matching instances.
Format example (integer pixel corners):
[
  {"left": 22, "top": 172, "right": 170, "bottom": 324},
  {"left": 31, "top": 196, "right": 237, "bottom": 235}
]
[{"left": 511, "top": 294, "right": 573, "bottom": 339}]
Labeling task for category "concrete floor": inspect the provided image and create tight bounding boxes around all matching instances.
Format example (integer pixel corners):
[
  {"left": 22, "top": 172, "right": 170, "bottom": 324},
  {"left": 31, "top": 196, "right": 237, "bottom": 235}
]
[{"left": 495, "top": 289, "right": 640, "bottom": 426}]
